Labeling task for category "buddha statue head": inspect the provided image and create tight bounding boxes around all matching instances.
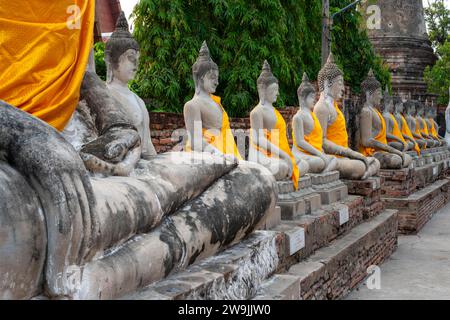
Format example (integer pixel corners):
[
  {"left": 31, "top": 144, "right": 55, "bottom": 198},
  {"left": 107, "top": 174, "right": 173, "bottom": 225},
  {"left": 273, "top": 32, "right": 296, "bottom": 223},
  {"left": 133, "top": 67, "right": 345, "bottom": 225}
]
[
  {"left": 404, "top": 100, "right": 416, "bottom": 116},
  {"left": 417, "top": 101, "right": 425, "bottom": 116},
  {"left": 317, "top": 53, "right": 344, "bottom": 100},
  {"left": 393, "top": 96, "right": 404, "bottom": 114},
  {"left": 192, "top": 41, "right": 219, "bottom": 95},
  {"left": 361, "top": 69, "right": 382, "bottom": 108},
  {"left": 105, "top": 11, "right": 140, "bottom": 85},
  {"left": 297, "top": 72, "right": 316, "bottom": 110},
  {"left": 382, "top": 86, "right": 393, "bottom": 113},
  {"left": 257, "top": 60, "right": 279, "bottom": 105}
]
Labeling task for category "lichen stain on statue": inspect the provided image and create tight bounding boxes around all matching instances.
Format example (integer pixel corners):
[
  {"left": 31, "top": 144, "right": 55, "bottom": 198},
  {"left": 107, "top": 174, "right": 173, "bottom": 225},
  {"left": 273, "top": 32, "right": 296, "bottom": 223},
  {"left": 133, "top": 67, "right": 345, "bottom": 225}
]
[{"left": 0, "top": 12, "right": 277, "bottom": 300}]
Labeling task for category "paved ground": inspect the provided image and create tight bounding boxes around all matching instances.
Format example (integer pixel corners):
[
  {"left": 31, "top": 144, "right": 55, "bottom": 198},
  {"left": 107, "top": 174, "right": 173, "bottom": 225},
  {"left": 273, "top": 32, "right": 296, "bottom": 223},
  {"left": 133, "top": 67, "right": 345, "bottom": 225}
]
[{"left": 347, "top": 203, "right": 450, "bottom": 300}]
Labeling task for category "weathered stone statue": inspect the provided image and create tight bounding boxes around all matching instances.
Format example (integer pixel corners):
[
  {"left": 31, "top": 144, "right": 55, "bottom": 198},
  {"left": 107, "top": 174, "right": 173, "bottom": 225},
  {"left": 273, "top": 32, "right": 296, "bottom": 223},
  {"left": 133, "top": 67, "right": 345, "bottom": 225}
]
[
  {"left": 313, "top": 54, "right": 380, "bottom": 180},
  {"left": 382, "top": 88, "right": 409, "bottom": 152},
  {"left": 0, "top": 14, "right": 277, "bottom": 300},
  {"left": 358, "top": 70, "right": 411, "bottom": 169},
  {"left": 416, "top": 102, "right": 438, "bottom": 148},
  {"left": 249, "top": 61, "right": 308, "bottom": 189},
  {"left": 105, "top": 12, "right": 157, "bottom": 160},
  {"left": 404, "top": 100, "right": 428, "bottom": 149},
  {"left": 292, "top": 73, "right": 338, "bottom": 173},
  {"left": 425, "top": 108, "right": 445, "bottom": 146},
  {"left": 392, "top": 96, "right": 421, "bottom": 155},
  {"left": 183, "top": 41, "right": 242, "bottom": 161},
  {"left": 445, "top": 87, "right": 450, "bottom": 148}
]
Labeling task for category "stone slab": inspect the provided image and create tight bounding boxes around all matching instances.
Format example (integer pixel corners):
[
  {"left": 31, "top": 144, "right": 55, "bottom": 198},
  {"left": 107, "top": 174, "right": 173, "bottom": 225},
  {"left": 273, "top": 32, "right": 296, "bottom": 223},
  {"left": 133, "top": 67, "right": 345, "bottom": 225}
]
[{"left": 253, "top": 274, "right": 301, "bottom": 300}]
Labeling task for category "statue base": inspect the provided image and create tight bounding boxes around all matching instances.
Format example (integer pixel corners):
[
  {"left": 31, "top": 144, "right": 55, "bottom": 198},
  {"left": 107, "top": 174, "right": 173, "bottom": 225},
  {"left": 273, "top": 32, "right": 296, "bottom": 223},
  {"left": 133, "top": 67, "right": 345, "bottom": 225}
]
[{"left": 310, "top": 171, "right": 349, "bottom": 205}]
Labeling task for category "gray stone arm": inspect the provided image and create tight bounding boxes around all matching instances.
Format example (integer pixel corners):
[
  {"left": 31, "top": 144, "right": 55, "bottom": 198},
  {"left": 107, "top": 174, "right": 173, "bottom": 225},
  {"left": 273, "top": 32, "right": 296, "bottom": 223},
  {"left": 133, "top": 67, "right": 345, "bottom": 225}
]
[
  {"left": 183, "top": 101, "right": 222, "bottom": 155},
  {"left": 292, "top": 113, "right": 323, "bottom": 158},
  {"left": 360, "top": 108, "right": 402, "bottom": 156},
  {"left": 0, "top": 101, "right": 97, "bottom": 298},
  {"left": 250, "top": 108, "right": 292, "bottom": 165}
]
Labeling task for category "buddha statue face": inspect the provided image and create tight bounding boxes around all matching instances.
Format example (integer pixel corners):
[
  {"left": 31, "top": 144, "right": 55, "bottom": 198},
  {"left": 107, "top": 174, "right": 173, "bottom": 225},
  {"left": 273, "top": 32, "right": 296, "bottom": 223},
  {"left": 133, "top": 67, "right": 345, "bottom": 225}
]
[
  {"left": 361, "top": 69, "right": 382, "bottom": 108},
  {"left": 298, "top": 73, "right": 316, "bottom": 110},
  {"left": 257, "top": 60, "right": 279, "bottom": 105},
  {"left": 192, "top": 41, "right": 219, "bottom": 95},
  {"left": 112, "top": 49, "right": 139, "bottom": 84},
  {"left": 384, "top": 96, "right": 394, "bottom": 113},
  {"left": 394, "top": 100, "right": 403, "bottom": 114},
  {"left": 366, "top": 88, "right": 382, "bottom": 108},
  {"left": 326, "top": 75, "right": 344, "bottom": 100},
  {"left": 318, "top": 54, "right": 344, "bottom": 101}
]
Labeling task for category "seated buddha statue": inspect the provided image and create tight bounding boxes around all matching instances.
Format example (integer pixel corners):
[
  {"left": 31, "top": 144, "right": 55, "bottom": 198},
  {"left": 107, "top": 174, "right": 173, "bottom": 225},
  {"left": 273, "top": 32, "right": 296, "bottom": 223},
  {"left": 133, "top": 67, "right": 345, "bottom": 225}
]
[
  {"left": 382, "top": 88, "right": 409, "bottom": 152},
  {"left": 313, "top": 54, "right": 380, "bottom": 180},
  {"left": 404, "top": 100, "right": 428, "bottom": 150},
  {"left": 291, "top": 73, "right": 338, "bottom": 173},
  {"left": 426, "top": 108, "right": 446, "bottom": 146},
  {"left": 416, "top": 102, "right": 438, "bottom": 148},
  {"left": 392, "top": 96, "right": 421, "bottom": 156},
  {"left": 183, "top": 41, "right": 242, "bottom": 161},
  {"left": 358, "top": 70, "right": 411, "bottom": 169},
  {"left": 0, "top": 10, "right": 277, "bottom": 300},
  {"left": 249, "top": 61, "right": 309, "bottom": 189},
  {"left": 105, "top": 12, "right": 157, "bottom": 160}
]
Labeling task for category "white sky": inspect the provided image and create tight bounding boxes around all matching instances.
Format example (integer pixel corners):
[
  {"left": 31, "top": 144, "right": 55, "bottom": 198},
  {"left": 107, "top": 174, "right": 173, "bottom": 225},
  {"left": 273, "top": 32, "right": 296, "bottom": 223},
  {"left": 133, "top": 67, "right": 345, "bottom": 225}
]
[{"left": 120, "top": 0, "right": 139, "bottom": 29}]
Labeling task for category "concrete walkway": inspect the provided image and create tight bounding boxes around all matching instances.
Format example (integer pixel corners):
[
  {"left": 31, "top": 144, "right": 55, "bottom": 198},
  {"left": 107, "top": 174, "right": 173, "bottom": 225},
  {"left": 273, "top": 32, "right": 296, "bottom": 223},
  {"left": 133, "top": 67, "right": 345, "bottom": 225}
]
[{"left": 347, "top": 203, "right": 450, "bottom": 300}]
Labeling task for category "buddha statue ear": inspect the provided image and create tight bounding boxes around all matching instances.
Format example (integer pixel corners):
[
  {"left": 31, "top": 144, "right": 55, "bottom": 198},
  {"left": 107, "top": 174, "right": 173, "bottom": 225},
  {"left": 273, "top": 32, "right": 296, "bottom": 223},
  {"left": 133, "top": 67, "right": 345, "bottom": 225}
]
[{"left": 323, "top": 79, "right": 330, "bottom": 95}]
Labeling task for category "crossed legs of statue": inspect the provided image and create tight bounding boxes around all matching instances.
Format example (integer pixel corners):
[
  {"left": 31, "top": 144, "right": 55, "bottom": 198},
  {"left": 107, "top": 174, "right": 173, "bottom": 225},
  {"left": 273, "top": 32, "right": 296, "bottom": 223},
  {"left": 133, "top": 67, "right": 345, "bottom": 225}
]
[
  {"left": 336, "top": 157, "right": 380, "bottom": 180},
  {"left": 292, "top": 149, "right": 338, "bottom": 174},
  {"left": 372, "top": 151, "right": 412, "bottom": 169}
]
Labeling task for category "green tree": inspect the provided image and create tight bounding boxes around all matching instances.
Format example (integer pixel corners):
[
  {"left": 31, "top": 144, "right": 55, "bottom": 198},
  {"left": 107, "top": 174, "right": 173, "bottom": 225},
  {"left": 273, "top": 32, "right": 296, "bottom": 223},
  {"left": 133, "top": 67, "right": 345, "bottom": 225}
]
[
  {"left": 424, "top": 39, "right": 450, "bottom": 105},
  {"left": 132, "top": 0, "right": 390, "bottom": 116},
  {"left": 94, "top": 42, "right": 107, "bottom": 81},
  {"left": 424, "top": 0, "right": 450, "bottom": 49}
]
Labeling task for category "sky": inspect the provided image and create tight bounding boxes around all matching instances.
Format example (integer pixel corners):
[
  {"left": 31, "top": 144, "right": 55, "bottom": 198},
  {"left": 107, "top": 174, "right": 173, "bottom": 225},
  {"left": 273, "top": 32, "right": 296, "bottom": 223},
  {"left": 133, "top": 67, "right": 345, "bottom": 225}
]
[{"left": 121, "top": 0, "right": 139, "bottom": 29}]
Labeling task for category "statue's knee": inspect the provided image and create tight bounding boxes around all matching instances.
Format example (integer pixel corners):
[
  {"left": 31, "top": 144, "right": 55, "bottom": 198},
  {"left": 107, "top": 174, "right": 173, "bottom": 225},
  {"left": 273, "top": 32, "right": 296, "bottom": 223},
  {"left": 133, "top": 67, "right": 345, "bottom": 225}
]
[{"left": 391, "top": 155, "right": 402, "bottom": 169}]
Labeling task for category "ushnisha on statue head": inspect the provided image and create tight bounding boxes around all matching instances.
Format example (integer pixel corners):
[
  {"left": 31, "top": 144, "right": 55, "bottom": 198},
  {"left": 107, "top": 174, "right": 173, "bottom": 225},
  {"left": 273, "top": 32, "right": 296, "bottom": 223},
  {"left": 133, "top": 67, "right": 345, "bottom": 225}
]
[
  {"left": 105, "top": 11, "right": 140, "bottom": 84},
  {"left": 317, "top": 53, "right": 344, "bottom": 100},
  {"left": 257, "top": 60, "right": 279, "bottom": 105},
  {"left": 297, "top": 72, "right": 316, "bottom": 110},
  {"left": 382, "top": 86, "right": 393, "bottom": 113},
  {"left": 192, "top": 41, "right": 219, "bottom": 95},
  {"left": 361, "top": 69, "right": 382, "bottom": 107}
]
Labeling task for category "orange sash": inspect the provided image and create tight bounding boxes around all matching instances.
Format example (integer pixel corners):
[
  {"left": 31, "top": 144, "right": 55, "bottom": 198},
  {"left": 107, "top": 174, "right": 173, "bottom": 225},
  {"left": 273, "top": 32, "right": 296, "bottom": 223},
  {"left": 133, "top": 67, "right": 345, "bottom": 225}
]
[
  {"left": 326, "top": 101, "right": 349, "bottom": 148},
  {"left": 420, "top": 118, "right": 430, "bottom": 136},
  {"left": 293, "top": 111, "right": 323, "bottom": 154},
  {"left": 415, "top": 118, "right": 424, "bottom": 138},
  {"left": 360, "top": 108, "right": 387, "bottom": 156},
  {"left": 388, "top": 114, "right": 406, "bottom": 143},
  {"left": 251, "top": 108, "right": 300, "bottom": 190},
  {"left": 186, "top": 95, "right": 243, "bottom": 160},
  {"left": 0, "top": 0, "right": 95, "bottom": 131},
  {"left": 429, "top": 119, "right": 439, "bottom": 138},
  {"left": 400, "top": 115, "right": 421, "bottom": 156}
]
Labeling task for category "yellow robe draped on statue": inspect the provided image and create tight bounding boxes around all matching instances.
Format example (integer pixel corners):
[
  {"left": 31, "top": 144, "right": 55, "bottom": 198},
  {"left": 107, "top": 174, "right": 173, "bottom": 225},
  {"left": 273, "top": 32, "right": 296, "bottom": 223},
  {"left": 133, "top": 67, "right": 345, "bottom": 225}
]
[
  {"left": 388, "top": 114, "right": 406, "bottom": 144},
  {"left": 0, "top": 0, "right": 95, "bottom": 131},
  {"left": 429, "top": 119, "right": 439, "bottom": 138},
  {"left": 420, "top": 118, "right": 430, "bottom": 136},
  {"left": 293, "top": 111, "right": 323, "bottom": 154},
  {"left": 415, "top": 118, "right": 424, "bottom": 138},
  {"left": 400, "top": 115, "right": 421, "bottom": 156},
  {"left": 185, "top": 95, "right": 243, "bottom": 160},
  {"left": 326, "top": 101, "right": 349, "bottom": 148},
  {"left": 251, "top": 108, "right": 300, "bottom": 190},
  {"left": 360, "top": 108, "right": 388, "bottom": 157}
]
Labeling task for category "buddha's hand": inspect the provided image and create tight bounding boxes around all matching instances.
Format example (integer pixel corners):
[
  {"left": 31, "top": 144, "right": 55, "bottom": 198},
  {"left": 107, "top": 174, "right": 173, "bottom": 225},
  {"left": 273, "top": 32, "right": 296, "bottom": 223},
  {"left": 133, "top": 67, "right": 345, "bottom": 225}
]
[
  {"left": 103, "top": 127, "right": 141, "bottom": 163},
  {"left": 320, "top": 154, "right": 331, "bottom": 167},
  {"left": 402, "top": 142, "right": 408, "bottom": 152},
  {"left": 353, "top": 152, "right": 370, "bottom": 170}
]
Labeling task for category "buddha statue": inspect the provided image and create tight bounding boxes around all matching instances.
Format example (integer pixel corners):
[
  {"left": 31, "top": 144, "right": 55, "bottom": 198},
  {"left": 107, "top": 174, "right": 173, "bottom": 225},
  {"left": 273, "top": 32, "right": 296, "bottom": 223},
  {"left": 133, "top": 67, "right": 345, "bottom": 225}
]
[
  {"left": 404, "top": 100, "right": 428, "bottom": 150},
  {"left": 291, "top": 73, "right": 338, "bottom": 173},
  {"left": 0, "top": 12, "right": 277, "bottom": 300},
  {"left": 358, "top": 70, "right": 411, "bottom": 169},
  {"left": 382, "top": 88, "right": 409, "bottom": 152},
  {"left": 183, "top": 41, "right": 242, "bottom": 161},
  {"left": 249, "top": 61, "right": 308, "bottom": 189},
  {"left": 313, "top": 54, "right": 380, "bottom": 180},
  {"left": 392, "top": 96, "right": 421, "bottom": 156},
  {"left": 425, "top": 108, "right": 444, "bottom": 146},
  {"left": 105, "top": 12, "right": 157, "bottom": 160},
  {"left": 416, "top": 102, "right": 438, "bottom": 148}
]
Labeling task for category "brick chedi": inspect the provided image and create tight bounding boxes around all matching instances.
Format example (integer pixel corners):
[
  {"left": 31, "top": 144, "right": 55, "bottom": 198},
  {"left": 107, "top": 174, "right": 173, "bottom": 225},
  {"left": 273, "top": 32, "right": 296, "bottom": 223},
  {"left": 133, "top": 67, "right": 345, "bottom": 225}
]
[{"left": 362, "top": 0, "right": 436, "bottom": 100}]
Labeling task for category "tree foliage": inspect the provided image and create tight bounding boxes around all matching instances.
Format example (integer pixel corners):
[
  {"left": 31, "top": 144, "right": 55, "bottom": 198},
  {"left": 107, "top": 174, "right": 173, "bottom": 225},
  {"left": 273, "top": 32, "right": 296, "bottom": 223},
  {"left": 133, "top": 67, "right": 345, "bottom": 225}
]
[
  {"left": 94, "top": 41, "right": 107, "bottom": 81},
  {"left": 424, "top": 39, "right": 450, "bottom": 105},
  {"left": 424, "top": 0, "right": 450, "bottom": 49},
  {"left": 130, "top": 0, "right": 390, "bottom": 116}
]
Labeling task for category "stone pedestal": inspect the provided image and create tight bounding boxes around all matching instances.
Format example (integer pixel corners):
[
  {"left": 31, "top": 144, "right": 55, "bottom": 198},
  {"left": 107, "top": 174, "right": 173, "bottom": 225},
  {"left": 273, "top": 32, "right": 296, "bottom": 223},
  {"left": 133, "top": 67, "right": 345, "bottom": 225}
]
[
  {"left": 343, "top": 177, "right": 384, "bottom": 219},
  {"left": 310, "top": 171, "right": 348, "bottom": 205},
  {"left": 379, "top": 168, "right": 416, "bottom": 198}
]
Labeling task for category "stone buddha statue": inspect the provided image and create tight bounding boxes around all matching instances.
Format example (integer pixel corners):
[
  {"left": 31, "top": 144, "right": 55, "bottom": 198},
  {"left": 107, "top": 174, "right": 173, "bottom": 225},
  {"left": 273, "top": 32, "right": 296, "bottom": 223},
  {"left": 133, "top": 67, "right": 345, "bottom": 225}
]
[
  {"left": 426, "top": 108, "right": 446, "bottom": 146},
  {"left": 382, "top": 88, "right": 409, "bottom": 152},
  {"left": 291, "top": 73, "right": 338, "bottom": 173},
  {"left": 249, "top": 61, "right": 308, "bottom": 189},
  {"left": 105, "top": 12, "right": 157, "bottom": 160},
  {"left": 404, "top": 100, "right": 428, "bottom": 149},
  {"left": 416, "top": 102, "right": 438, "bottom": 148},
  {"left": 183, "top": 41, "right": 242, "bottom": 161},
  {"left": 358, "top": 70, "right": 411, "bottom": 169},
  {"left": 392, "top": 95, "right": 420, "bottom": 155},
  {"left": 313, "top": 54, "right": 380, "bottom": 180},
  {"left": 0, "top": 15, "right": 277, "bottom": 300}
]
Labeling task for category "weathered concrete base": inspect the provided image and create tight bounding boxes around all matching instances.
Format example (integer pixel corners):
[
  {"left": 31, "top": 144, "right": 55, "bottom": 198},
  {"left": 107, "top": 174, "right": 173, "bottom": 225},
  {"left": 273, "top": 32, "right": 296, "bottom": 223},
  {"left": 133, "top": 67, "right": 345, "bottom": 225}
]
[
  {"left": 310, "top": 171, "right": 348, "bottom": 205},
  {"left": 379, "top": 168, "right": 416, "bottom": 198},
  {"left": 254, "top": 210, "right": 398, "bottom": 300},
  {"left": 277, "top": 178, "right": 322, "bottom": 220},
  {"left": 383, "top": 179, "right": 450, "bottom": 234},
  {"left": 343, "top": 177, "right": 384, "bottom": 219}
]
